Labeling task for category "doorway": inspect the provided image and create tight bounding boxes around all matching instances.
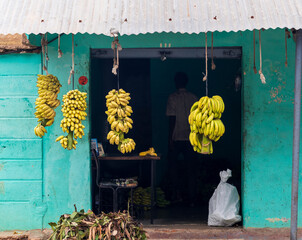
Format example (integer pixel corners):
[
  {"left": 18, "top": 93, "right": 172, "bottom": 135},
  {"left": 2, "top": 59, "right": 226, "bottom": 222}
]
[{"left": 90, "top": 47, "right": 242, "bottom": 225}]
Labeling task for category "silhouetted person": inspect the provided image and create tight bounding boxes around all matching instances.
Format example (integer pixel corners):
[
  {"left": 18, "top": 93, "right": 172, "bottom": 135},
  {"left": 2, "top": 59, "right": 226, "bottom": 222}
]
[{"left": 166, "top": 72, "right": 198, "bottom": 205}]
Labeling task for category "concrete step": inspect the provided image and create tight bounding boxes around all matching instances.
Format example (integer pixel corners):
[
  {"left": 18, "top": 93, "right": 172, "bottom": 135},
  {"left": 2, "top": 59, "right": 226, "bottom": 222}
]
[
  {"left": 144, "top": 225, "right": 302, "bottom": 240},
  {"left": 0, "top": 231, "right": 27, "bottom": 240}
]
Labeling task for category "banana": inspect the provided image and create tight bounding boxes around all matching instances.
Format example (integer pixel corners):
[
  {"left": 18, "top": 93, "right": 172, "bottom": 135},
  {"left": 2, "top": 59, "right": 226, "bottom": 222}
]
[
  {"left": 46, "top": 118, "right": 54, "bottom": 126},
  {"left": 109, "top": 134, "right": 116, "bottom": 145},
  {"left": 125, "top": 117, "right": 133, "bottom": 124},
  {"left": 195, "top": 112, "right": 201, "bottom": 127},
  {"left": 189, "top": 132, "right": 194, "bottom": 146},
  {"left": 118, "top": 122, "right": 125, "bottom": 132},
  {"left": 105, "top": 89, "right": 136, "bottom": 153},
  {"left": 126, "top": 122, "right": 133, "bottom": 129},
  {"left": 192, "top": 132, "right": 198, "bottom": 146},
  {"left": 119, "top": 99, "right": 129, "bottom": 106},
  {"left": 214, "top": 120, "right": 220, "bottom": 136},
  {"left": 202, "top": 110, "right": 208, "bottom": 121},
  {"left": 188, "top": 113, "right": 193, "bottom": 125},
  {"left": 34, "top": 74, "right": 62, "bottom": 138},
  {"left": 111, "top": 121, "right": 119, "bottom": 130},
  {"left": 55, "top": 135, "right": 64, "bottom": 142},
  {"left": 206, "top": 113, "right": 214, "bottom": 124},
  {"left": 57, "top": 89, "right": 87, "bottom": 150},
  {"left": 190, "top": 101, "right": 199, "bottom": 112},
  {"left": 209, "top": 121, "right": 214, "bottom": 136},
  {"left": 114, "top": 135, "right": 120, "bottom": 145}
]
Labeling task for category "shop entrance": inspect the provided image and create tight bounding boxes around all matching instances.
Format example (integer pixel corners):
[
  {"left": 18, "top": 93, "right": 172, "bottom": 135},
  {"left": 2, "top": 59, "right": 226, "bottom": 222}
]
[{"left": 90, "top": 47, "right": 242, "bottom": 225}]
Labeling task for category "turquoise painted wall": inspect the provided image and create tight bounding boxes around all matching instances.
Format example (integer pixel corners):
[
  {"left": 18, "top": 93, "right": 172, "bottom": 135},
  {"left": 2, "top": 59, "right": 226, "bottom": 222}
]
[
  {"left": 0, "top": 28, "right": 298, "bottom": 229},
  {"left": 0, "top": 54, "right": 43, "bottom": 229},
  {"left": 0, "top": 37, "right": 91, "bottom": 230}
]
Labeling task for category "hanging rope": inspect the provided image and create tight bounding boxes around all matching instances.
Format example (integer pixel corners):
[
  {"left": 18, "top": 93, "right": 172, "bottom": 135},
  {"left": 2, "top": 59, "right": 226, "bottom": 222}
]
[
  {"left": 45, "top": 33, "right": 49, "bottom": 70},
  {"left": 211, "top": 32, "right": 216, "bottom": 70},
  {"left": 203, "top": 32, "right": 208, "bottom": 82},
  {"left": 68, "top": 34, "right": 75, "bottom": 87},
  {"left": 111, "top": 37, "right": 122, "bottom": 75},
  {"left": 253, "top": 30, "right": 257, "bottom": 74},
  {"left": 41, "top": 34, "right": 48, "bottom": 75},
  {"left": 58, "top": 34, "right": 63, "bottom": 58},
  {"left": 258, "top": 30, "right": 266, "bottom": 84},
  {"left": 203, "top": 32, "right": 208, "bottom": 96},
  {"left": 285, "top": 28, "right": 290, "bottom": 67}
]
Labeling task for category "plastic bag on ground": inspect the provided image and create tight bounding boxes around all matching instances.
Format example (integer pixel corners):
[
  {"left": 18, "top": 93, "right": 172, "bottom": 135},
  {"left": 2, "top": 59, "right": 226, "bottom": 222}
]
[{"left": 208, "top": 169, "right": 241, "bottom": 226}]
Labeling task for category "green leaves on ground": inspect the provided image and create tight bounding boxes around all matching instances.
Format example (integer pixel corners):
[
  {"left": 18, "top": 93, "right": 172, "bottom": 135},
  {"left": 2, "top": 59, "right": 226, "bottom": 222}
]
[{"left": 48, "top": 209, "right": 147, "bottom": 240}]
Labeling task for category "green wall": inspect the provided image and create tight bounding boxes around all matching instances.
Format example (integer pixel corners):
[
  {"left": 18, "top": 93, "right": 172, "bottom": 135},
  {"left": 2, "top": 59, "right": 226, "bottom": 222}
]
[{"left": 0, "top": 28, "right": 299, "bottom": 229}]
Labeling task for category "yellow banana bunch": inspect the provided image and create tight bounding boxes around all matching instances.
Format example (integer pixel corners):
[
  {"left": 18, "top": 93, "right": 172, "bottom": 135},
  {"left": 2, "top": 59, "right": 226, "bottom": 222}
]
[
  {"left": 34, "top": 74, "right": 62, "bottom": 137},
  {"left": 119, "top": 138, "right": 136, "bottom": 154},
  {"left": 57, "top": 89, "right": 87, "bottom": 150},
  {"left": 139, "top": 147, "right": 158, "bottom": 157},
  {"left": 105, "top": 89, "right": 136, "bottom": 154},
  {"left": 188, "top": 95, "right": 225, "bottom": 154}
]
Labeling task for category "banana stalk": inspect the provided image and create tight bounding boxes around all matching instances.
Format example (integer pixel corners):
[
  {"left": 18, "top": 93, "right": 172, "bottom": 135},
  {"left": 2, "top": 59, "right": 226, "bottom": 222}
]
[{"left": 67, "top": 131, "right": 74, "bottom": 150}]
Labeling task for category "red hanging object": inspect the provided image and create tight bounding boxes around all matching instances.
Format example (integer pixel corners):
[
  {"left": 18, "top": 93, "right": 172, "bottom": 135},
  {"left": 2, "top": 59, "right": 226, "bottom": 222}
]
[{"left": 79, "top": 76, "right": 88, "bottom": 85}]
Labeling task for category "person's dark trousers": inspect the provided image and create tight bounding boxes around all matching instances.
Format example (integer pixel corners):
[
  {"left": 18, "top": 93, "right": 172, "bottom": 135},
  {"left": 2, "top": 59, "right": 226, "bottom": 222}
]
[{"left": 167, "top": 140, "right": 197, "bottom": 204}]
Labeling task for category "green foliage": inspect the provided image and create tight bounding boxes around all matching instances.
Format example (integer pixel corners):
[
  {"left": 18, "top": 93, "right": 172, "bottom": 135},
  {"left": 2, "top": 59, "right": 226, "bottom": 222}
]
[{"left": 48, "top": 208, "right": 147, "bottom": 240}]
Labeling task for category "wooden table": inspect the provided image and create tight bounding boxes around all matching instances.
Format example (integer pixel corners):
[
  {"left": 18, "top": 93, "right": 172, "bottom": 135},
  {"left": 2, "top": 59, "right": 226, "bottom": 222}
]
[{"left": 98, "top": 155, "right": 160, "bottom": 224}]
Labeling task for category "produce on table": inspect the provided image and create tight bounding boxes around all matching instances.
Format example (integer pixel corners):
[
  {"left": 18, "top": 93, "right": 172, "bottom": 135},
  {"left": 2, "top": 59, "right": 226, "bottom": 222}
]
[
  {"left": 139, "top": 147, "right": 158, "bottom": 157},
  {"left": 56, "top": 89, "right": 87, "bottom": 150},
  {"left": 34, "top": 74, "right": 62, "bottom": 137},
  {"left": 132, "top": 187, "right": 170, "bottom": 210},
  {"left": 48, "top": 208, "right": 147, "bottom": 240},
  {"left": 105, "top": 89, "right": 136, "bottom": 154},
  {"left": 188, "top": 95, "right": 225, "bottom": 154}
]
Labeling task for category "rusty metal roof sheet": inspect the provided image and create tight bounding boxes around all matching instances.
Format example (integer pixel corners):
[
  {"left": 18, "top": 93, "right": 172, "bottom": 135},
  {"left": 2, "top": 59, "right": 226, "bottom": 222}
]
[
  {"left": 0, "top": 0, "right": 301, "bottom": 35},
  {"left": 0, "top": 34, "right": 39, "bottom": 53}
]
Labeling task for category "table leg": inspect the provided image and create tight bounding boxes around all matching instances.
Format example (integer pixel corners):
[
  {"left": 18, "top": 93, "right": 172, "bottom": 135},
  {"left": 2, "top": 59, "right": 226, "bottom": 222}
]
[
  {"left": 113, "top": 187, "right": 118, "bottom": 212},
  {"left": 151, "top": 159, "right": 156, "bottom": 224},
  {"left": 131, "top": 188, "right": 134, "bottom": 216},
  {"left": 98, "top": 187, "right": 101, "bottom": 214}
]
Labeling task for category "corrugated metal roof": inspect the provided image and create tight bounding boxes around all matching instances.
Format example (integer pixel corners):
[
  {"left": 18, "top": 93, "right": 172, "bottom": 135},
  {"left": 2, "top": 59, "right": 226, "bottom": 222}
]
[{"left": 0, "top": 0, "right": 301, "bottom": 35}]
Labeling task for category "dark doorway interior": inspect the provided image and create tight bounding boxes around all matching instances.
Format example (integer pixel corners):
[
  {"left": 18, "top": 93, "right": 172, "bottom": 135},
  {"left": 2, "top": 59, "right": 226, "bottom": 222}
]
[{"left": 90, "top": 48, "right": 242, "bottom": 225}]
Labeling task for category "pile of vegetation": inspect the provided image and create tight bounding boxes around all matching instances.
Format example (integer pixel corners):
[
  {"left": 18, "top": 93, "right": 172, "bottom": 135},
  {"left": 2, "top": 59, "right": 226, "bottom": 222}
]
[{"left": 48, "top": 207, "right": 147, "bottom": 240}]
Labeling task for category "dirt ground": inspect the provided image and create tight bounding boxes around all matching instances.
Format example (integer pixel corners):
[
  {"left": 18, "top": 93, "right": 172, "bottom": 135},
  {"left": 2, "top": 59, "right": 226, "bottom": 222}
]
[{"left": 1, "top": 226, "right": 302, "bottom": 240}]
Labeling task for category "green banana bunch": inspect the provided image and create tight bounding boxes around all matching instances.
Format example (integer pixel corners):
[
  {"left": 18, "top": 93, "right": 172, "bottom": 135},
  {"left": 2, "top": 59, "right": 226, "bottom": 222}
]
[
  {"left": 188, "top": 95, "right": 225, "bottom": 154},
  {"left": 131, "top": 187, "right": 170, "bottom": 210},
  {"left": 56, "top": 89, "right": 87, "bottom": 150},
  {"left": 105, "top": 89, "right": 135, "bottom": 154},
  {"left": 34, "top": 74, "right": 62, "bottom": 137}
]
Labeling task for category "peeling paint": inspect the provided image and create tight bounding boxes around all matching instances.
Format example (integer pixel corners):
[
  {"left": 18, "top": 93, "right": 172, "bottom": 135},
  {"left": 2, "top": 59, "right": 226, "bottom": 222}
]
[
  {"left": 265, "top": 217, "right": 289, "bottom": 223},
  {"left": 269, "top": 86, "right": 286, "bottom": 104},
  {"left": 0, "top": 164, "right": 3, "bottom": 171},
  {"left": 0, "top": 182, "right": 4, "bottom": 194}
]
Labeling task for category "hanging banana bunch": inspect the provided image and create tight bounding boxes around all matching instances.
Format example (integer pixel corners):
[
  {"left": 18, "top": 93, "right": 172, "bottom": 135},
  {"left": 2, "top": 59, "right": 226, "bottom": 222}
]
[
  {"left": 188, "top": 95, "right": 225, "bottom": 154},
  {"left": 34, "top": 74, "right": 62, "bottom": 137},
  {"left": 56, "top": 89, "right": 87, "bottom": 150},
  {"left": 105, "top": 89, "right": 136, "bottom": 154}
]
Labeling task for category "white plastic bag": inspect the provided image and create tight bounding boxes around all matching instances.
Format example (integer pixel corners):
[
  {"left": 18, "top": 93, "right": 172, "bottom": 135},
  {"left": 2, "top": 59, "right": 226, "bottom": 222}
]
[{"left": 208, "top": 169, "right": 241, "bottom": 226}]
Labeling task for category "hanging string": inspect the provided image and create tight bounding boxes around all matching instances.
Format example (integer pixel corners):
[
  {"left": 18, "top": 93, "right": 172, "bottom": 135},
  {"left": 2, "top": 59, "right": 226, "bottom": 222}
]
[
  {"left": 253, "top": 30, "right": 257, "bottom": 74},
  {"left": 68, "top": 34, "right": 75, "bottom": 88},
  {"left": 258, "top": 30, "right": 266, "bottom": 84},
  {"left": 45, "top": 33, "right": 49, "bottom": 71},
  {"left": 117, "top": 67, "right": 120, "bottom": 90},
  {"left": 203, "top": 32, "right": 208, "bottom": 96},
  {"left": 211, "top": 32, "right": 216, "bottom": 70},
  {"left": 285, "top": 28, "right": 290, "bottom": 67},
  {"left": 111, "top": 37, "right": 122, "bottom": 76},
  {"left": 41, "top": 34, "right": 48, "bottom": 75},
  {"left": 58, "top": 34, "right": 63, "bottom": 58}
]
